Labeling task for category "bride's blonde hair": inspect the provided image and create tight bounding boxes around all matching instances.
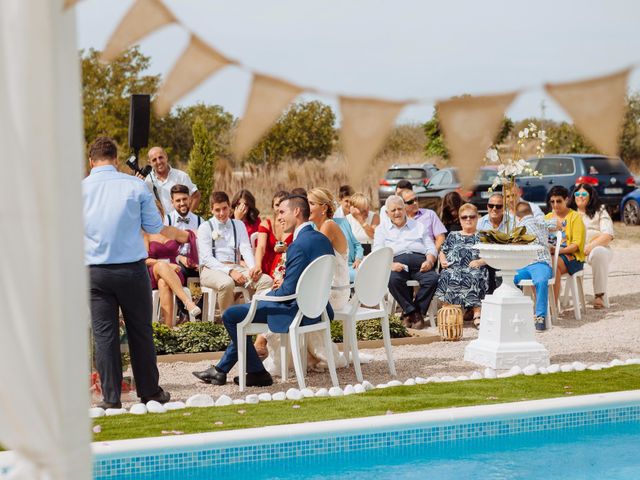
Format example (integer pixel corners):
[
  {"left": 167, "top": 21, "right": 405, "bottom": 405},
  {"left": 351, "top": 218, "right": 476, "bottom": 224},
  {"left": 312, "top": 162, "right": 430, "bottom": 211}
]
[{"left": 308, "top": 187, "right": 337, "bottom": 218}]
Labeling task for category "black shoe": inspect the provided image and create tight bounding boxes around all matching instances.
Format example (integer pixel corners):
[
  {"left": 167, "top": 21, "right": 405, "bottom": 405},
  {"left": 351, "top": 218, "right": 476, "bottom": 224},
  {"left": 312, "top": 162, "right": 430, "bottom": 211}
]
[
  {"left": 141, "top": 387, "right": 171, "bottom": 404},
  {"left": 96, "top": 400, "right": 122, "bottom": 410},
  {"left": 192, "top": 367, "right": 227, "bottom": 385},
  {"left": 411, "top": 311, "right": 426, "bottom": 330},
  {"left": 233, "top": 370, "right": 273, "bottom": 387},
  {"left": 535, "top": 316, "right": 546, "bottom": 331},
  {"left": 401, "top": 313, "right": 414, "bottom": 329}
]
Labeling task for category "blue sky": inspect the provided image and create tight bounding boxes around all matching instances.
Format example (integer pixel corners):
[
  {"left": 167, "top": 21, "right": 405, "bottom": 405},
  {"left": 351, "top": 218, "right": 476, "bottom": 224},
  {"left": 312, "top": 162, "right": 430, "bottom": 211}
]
[{"left": 76, "top": 0, "right": 640, "bottom": 124}]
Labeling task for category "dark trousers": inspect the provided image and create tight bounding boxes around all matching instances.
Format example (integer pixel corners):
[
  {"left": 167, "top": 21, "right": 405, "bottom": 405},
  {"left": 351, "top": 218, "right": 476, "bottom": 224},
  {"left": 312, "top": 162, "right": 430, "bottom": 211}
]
[
  {"left": 388, "top": 253, "right": 439, "bottom": 316},
  {"left": 217, "top": 303, "right": 268, "bottom": 374},
  {"left": 89, "top": 260, "right": 159, "bottom": 403}
]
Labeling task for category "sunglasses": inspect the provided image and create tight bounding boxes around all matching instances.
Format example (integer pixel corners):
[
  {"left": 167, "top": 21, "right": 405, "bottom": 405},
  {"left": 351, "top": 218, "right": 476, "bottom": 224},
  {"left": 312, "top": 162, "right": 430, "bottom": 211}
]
[
  {"left": 404, "top": 199, "right": 417, "bottom": 205},
  {"left": 487, "top": 204, "right": 503, "bottom": 210},
  {"left": 549, "top": 199, "right": 565, "bottom": 204},
  {"left": 574, "top": 191, "right": 589, "bottom": 198},
  {"left": 460, "top": 215, "right": 477, "bottom": 220}
]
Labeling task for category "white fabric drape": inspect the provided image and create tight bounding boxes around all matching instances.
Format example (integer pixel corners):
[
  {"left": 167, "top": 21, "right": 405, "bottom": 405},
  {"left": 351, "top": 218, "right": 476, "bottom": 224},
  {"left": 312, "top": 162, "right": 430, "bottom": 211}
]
[{"left": 0, "top": 0, "right": 91, "bottom": 479}]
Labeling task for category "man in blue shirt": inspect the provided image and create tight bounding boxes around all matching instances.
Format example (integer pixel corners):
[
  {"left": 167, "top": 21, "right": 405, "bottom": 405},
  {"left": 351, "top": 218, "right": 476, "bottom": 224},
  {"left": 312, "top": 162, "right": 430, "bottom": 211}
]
[{"left": 83, "top": 137, "right": 184, "bottom": 410}]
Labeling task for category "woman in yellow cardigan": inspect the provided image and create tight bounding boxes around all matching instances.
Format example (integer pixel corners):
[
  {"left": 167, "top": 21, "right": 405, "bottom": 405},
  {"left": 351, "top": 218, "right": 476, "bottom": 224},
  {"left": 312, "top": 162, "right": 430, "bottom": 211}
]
[{"left": 545, "top": 185, "right": 586, "bottom": 303}]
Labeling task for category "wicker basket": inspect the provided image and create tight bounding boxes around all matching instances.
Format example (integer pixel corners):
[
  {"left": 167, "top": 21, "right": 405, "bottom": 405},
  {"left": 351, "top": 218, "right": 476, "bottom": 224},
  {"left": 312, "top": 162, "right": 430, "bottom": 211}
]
[{"left": 437, "top": 305, "right": 463, "bottom": 341}]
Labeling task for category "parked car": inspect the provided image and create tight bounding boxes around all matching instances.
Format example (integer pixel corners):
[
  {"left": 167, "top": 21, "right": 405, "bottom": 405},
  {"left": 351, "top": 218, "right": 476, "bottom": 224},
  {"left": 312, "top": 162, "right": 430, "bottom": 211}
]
[
  {"left": 621, "top": 189, "right": 640, "bottom": 225},
  {"left": 415, "top": 166, "right": 499, "bottom": 213},
  {"left": 378, "top": 163, "right": 438, "bottom": 205},
  {"left": 516, "top": 154, "right": 636, "bottom": 217}
]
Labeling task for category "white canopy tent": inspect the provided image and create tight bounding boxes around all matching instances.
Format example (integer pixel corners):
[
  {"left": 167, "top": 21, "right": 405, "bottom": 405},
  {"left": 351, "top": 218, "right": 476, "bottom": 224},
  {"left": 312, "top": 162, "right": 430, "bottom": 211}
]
[{"left": 0, "top": 0, "right": 91, "bottom": 478}]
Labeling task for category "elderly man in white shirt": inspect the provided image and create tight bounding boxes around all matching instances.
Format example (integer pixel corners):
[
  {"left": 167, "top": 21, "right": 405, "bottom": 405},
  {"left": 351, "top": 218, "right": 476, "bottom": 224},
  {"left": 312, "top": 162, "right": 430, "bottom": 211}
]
[
  {"left": 373, "top": 195, "right": 439, "bottom": 330},
  {"left": 145, "top": 146, "right": 201, "bottom": 214},
  {"left": 197, "top": 191, "right": 272, "bottom": 312}
]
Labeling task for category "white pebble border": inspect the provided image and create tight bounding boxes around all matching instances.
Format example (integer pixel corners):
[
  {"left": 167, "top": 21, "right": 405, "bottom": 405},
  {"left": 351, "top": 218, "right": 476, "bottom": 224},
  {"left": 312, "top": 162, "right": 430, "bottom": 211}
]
[{"left": 89, "top": 358, "right": 640, "bottom": 417}]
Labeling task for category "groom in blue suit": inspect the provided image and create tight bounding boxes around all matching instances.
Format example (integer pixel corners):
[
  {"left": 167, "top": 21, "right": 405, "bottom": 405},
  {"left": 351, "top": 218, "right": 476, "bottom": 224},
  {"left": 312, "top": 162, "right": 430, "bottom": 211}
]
[{"left": 193, "top": 195, "right": 335, "bottom": 387}]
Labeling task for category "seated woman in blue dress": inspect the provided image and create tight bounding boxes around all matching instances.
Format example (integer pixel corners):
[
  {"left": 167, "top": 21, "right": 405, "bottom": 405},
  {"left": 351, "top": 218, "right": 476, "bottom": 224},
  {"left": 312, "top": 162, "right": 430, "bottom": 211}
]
[{"left": 435, "top": 203, "right": 489, "bottom": 328}]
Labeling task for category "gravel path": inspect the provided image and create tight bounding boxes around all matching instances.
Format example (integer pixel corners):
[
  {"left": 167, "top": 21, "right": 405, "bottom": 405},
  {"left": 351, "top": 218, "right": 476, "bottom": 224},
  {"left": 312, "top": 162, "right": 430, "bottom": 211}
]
[{"left": 119, "top": 241, "right": 640, "bottom": 405}]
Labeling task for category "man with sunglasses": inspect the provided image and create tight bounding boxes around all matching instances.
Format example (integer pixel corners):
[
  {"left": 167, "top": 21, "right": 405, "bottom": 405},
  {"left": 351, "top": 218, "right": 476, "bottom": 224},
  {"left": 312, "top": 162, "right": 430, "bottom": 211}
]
[
  {"left": 399, "top": 188, "right": 447, "bottom": 251},
  {"left": 478, "top": 193, "right": 507, "bottom": 233}
]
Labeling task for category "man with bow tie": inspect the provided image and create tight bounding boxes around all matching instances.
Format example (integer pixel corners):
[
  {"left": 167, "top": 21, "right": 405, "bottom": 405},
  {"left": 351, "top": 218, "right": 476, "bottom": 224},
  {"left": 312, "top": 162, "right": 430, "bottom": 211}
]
[
  {"left": 197, "top": 191, "right": 273, "bottom": 313},
  {"left": 164, "top": 184, "right": 203, "bottom": 233}
]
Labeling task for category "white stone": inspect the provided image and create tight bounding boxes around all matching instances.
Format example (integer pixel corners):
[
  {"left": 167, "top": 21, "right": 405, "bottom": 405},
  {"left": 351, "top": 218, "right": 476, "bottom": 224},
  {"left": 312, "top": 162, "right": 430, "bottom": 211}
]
[
  {"left": 470, "top": 371, "right": 483, "bottom": 380},
  {"left": 105, "top": 408, "right": 126, "bottom": 416},
  {"left": 89, "top": 407, "right": 105, "bottom": 418},
  {"left": 233, "top": 399, "right": 246, "bottom": 405},
  {"left": 441, "top": 376, "right": 456, "bottom": 382},
  {"left": 572, "top": 361, "right": 586, "bottom": 371},
  {"left": 415, "top": 377, "right": 428, "bottom": 384},
  {"left": 165, "top": 401, "right": 186, "bottom": 410},
  {"left": 587, "top": 364, "right": 603, "bottom": 371},
  {"left": 129, "top": 403, "right": 148, "bottom": 415},
  {"left": 427, "top": 376, "right": 441, "bottom": 383},
  {"left": 286, "top": 388, "right": 303, "bottom": 401},
  {"left": 560, "top": 364, "right": 574, "bottom": 373},
  {"left": 187, "top": 394, "right": 215, "bottom": 408},
  {"left": 387, "top": 380, "right": 403, "bottom": 387},
  {"left": 245, "top": 394, "right": 259, "bottom": 405},
  {"left": 600, "top": 363, "right": 613, "bottom": 369},
  {"left": 328, "top": 387, "right": 344, "bottom": 397},
  {"left": 215, "top": 395, "right": 233, "bottom": 407},
  {"left": 146, "top": 401, "right": 167, "bottom": 414},
  {"left": 343, "top": 385, "right": 356, "bottom": 395},
  {"left": 354, "top": 384, "right": 366, "bottom": 394},
  {"left": 258, "top": 393, "right": 273, "bottom": 402},
  {"left": 272, "top": 392, "right": 287, "bottom": 401},
  {"left": 625, "top": 358, "right": 640, "bottom": 365},
  {"left": 376, "top": 384, "right": 388, "bottom": 389},
  {"left": 509, "top": 365, "right": 523, "bottom": 376},
  {"left": 362, "top": 381, "right": 374, "bottom": 391},
  {"left": 456, "top": 376, "right": 469, "bottom": 382},
  {"left": 301, "top": 388, "right": 315, "bottom": 398},
  {"left": 404, "top": 378, "right": 416, "bottom": 386},
  {"left": 314, "top": 388, "right": 329, "bottom": 397},
  {"left": 523, "top": 365, "right": 538, "bottom": 376},
  {"left": 610, "top": 359, "right": 624, "bottom": 367},
  {"left": 539, "top": 367, "right": 549, "bottom": 374},
  {"left": 484, "top": 368, "right": 497, "bottom": 379},
  {"left": 547, "top": 364, "right": 560, "bottom": 373}
]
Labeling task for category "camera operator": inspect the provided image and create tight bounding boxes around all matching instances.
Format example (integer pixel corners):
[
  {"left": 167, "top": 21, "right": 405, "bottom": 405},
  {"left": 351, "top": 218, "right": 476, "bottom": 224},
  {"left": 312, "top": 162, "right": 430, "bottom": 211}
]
[
  {"left": 144, "top": 146, "right": 200, "bottom": 214},
  {"left": 83, "top": 137, "right": 185, "bottom": 409}
]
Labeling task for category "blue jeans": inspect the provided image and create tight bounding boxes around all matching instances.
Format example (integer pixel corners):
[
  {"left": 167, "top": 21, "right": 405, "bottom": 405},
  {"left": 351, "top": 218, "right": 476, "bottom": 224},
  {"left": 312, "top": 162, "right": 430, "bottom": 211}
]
[
  {"left": 514, "top": 262, "right": 553, "bottom": 319},
  {"left": 216, "top": 303, "right": 267, "bottom": 375}
]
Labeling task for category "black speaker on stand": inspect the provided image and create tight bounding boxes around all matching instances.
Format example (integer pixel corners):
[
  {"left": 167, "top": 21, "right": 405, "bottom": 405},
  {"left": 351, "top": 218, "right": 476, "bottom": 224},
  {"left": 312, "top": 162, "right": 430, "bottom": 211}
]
[{"left": 128, "top": 94, "right": 150, "bottom": 160}]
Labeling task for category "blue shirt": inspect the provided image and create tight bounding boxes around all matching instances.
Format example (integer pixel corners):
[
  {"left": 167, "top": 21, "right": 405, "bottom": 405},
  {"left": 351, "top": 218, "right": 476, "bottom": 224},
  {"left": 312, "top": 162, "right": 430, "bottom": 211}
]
[
  {"left": 83, "top": 165, "right": 164, "bottom": 265},
  {"left": 478, "top": 214, "right": 506, "bottom": 233}
]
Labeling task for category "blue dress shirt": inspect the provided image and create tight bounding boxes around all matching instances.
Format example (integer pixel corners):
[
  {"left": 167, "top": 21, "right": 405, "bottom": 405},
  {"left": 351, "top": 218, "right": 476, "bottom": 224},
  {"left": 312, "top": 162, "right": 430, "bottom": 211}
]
[{"left": 83, "top": 165, "right": 164, "bottom": 265}]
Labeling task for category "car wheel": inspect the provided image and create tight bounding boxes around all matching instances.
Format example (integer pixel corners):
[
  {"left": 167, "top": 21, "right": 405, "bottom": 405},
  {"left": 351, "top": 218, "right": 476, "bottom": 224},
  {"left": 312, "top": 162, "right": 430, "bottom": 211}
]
[{"left": 623, "top": 199, "right": 640, "bottom": 225}]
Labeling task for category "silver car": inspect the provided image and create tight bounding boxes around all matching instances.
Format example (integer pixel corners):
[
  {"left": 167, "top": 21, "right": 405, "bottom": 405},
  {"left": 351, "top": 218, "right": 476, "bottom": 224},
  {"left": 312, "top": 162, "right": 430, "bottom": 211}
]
[{"left": 378, "top": 163, "right": 438, "bottom": 205}]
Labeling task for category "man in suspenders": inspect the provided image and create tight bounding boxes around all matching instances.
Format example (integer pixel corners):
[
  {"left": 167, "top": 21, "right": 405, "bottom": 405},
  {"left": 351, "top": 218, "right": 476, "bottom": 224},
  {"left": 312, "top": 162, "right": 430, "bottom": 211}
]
[
  {"left": 197, "top": 191, "right": 273, "bottom": 313},
  {"left": 164, "top": 184, "right": 203, "bottom": 232}
]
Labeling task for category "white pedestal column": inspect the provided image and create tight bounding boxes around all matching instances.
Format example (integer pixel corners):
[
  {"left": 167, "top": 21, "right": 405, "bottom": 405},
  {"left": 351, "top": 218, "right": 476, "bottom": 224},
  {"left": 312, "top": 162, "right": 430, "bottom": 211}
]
[{"left": 464, "top": 244, "right": 550, "bottom": 370}]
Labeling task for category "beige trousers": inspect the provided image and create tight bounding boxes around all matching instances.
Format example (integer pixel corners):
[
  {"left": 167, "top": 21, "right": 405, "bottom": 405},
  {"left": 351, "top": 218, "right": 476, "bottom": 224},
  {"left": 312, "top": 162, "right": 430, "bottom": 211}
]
[
  {"left": 200, "top": 265, "right": 273, "bottom": 312},
  {"left": 587, "top": 246, "right": 613, "bottom": 295}
]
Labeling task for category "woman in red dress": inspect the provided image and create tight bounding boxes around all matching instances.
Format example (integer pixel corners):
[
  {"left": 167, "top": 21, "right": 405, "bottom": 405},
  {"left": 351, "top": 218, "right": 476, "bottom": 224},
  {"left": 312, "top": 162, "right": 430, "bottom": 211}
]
[
  {"left": 254, "top": 190, "right": 293, "bottom": 278},
  {"left": 231, "top": 189, "right": 261, "bottom": 237}
]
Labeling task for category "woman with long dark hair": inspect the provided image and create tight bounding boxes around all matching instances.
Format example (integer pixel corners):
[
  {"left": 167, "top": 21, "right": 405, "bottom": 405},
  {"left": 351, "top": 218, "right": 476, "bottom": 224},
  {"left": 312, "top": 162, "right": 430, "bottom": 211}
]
[
  {"left": 568, "top": 183, "right": 614, "bottom": 309},
  {"left": 231, "top": 189, "right": 261, "bottom": 237},
  {"left": 440, "top": 191, "right": 463, "bottom": 235}
]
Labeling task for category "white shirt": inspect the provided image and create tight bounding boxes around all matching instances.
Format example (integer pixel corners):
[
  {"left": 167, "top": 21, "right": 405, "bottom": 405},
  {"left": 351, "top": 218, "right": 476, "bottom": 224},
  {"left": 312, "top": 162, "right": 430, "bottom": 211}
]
[
  {"left": 373, "top": 217, "right": 437, "bottom": 258},
  {"left": 164, "top": 210, "right": 202, "bottom": 232},
  {"left": 333, "top": 206, "right": 345, "bottom": 219},
  {"left": 346, "top": 212, "right": 374, "bottom": 244},
  {"left": 197, "top": 217, "right": 255, "bottom": 274},
  {"left": 145, "top": 167, "right": 198, "bottom": 213}
]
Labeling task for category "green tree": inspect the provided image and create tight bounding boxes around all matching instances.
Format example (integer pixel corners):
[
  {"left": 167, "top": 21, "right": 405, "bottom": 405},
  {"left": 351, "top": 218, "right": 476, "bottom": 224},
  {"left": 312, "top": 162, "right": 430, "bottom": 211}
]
[
  {"left": 246, "top": 100, "right": 336, "bottom": 164},
  {"left": 423, "top": 106, "right": 513, "bottom": 161},
  {"left": 188, "top": 117, "right": 215, "bottom": 219},
  {"left": 545, "top": 122, "right": 595, "bottom": 154},
  {"left": 81, "top": 47, "right": 160, "bottom": 156},
  {"left": 620, "top": 91, "right": 640, "bottom": 163}
]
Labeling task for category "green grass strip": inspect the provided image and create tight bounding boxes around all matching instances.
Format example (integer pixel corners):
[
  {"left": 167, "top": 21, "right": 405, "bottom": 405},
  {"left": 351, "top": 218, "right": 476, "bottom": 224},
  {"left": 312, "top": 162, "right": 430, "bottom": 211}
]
[{"left": 91, "top": 365, "right": 640, "bottom": 442}]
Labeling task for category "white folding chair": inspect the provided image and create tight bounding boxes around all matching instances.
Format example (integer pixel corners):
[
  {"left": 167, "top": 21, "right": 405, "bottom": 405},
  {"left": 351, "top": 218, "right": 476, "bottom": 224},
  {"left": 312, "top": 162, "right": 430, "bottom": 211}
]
[
  {"left": 236, "top": 255, "right": 338, "bottom": 392},
  {"left": 250, "top": 231, "right": 259, "bottom": 254},
  {"left": 151, "top": 286, "right": 193, "bottom": 327},
  {"left": 518, "top": 230, "right": 561, "bottom": 328},
  {"left": 200, "top": 285, "right": 251, "bottom": 323},
  {"left": 560, "top": 270, "right": 587, "bottom": 320},
  {"left": 334, "top": 247, "right": 396, "bottom": 382}
]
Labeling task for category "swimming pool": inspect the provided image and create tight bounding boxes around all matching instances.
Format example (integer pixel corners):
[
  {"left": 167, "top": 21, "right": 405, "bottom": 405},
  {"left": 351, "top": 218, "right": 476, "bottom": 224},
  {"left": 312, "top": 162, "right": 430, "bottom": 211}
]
[{"left": 90, "top": 390, "right": 640, "bottom": 480}]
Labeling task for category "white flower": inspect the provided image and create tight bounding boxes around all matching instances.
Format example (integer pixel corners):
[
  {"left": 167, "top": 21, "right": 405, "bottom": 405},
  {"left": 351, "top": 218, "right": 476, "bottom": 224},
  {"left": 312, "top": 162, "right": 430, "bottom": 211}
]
[
  {"left": 518, "top": 131, "right": 525, "bottom": 139},
  {"left": 528, "top": 122, "right": 538, "bottom": 132},
  {"left": 211, "top": 230, "right": 221, "bottom": 241},
  {"left": 485, "top": 148, "right": 499, "bottom": 163},
  {"left": 538, "top": 130, "right": 547, "bottom": 142}
]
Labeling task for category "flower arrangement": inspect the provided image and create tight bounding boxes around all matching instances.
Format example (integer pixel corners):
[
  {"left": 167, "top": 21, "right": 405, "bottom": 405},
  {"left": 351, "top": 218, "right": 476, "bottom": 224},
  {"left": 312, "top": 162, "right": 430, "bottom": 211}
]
[{"left": 480, "top": 122, "right": 548, "bottom": 243}]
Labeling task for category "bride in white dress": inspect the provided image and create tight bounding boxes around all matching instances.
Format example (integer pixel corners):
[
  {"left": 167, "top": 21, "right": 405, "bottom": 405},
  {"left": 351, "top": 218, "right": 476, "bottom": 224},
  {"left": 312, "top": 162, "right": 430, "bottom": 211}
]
[{"left": 263, "top": 188, "right": 349, "bottom": 376}]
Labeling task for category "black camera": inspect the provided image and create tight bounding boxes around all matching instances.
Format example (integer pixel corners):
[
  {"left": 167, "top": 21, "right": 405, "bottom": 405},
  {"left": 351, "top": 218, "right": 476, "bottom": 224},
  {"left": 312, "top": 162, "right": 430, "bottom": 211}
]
[{"left": 126, "top": 155, "right": 152, "bottom": 178}]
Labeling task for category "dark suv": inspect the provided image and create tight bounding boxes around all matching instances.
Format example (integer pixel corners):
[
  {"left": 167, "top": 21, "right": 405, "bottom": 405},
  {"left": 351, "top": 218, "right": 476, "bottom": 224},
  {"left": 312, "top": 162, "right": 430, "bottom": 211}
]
[
  {"left": 517, "top": 154, "right": 636, "bottom": 216},
  {"left": 378, "top": 163, "right": 438, "bottom": 205}
]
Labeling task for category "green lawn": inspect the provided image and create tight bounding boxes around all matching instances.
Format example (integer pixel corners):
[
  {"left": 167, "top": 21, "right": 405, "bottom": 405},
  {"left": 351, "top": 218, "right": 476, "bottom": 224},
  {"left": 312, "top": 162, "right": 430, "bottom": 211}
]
[{"left": 92, "top": 365, "right": 640, "bottom": 442}]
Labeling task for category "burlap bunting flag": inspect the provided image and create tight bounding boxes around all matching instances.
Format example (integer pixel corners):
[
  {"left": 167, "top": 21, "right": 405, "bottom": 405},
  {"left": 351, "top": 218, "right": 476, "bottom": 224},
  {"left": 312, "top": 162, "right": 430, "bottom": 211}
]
[
  {"left": 155, "top": 35, "right": 232, "bottom": 116},
  {"left": 232, "top": 74, "right": 302, "bottom": 159},
  {"left": 340, "top": 97, "right": 406, "bottom": 186},
  {"left": 438, "top": 92, "right": 517, "bottom": 189},
  {"left": 545, "top": 69, "right": 630, "bottom": 156},
  {"left": 63, "top": 0, "right": 81, "bottom": 9},
  {"left": 101, "top": 0, "right": 176, "bottom": 63}
]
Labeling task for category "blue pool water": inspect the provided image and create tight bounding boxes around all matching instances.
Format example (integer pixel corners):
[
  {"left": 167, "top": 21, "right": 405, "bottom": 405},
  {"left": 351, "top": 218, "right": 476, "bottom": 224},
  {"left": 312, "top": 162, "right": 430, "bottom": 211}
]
[{"left": 112, "top": 420, "right": 640, "bottom": 480}]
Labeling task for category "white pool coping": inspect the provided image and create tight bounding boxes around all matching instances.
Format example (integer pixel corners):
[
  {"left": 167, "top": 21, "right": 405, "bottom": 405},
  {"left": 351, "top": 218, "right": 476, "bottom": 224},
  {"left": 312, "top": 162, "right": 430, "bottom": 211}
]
[{"left": 90, "top": 389, "right": 640, "bottom": 457}]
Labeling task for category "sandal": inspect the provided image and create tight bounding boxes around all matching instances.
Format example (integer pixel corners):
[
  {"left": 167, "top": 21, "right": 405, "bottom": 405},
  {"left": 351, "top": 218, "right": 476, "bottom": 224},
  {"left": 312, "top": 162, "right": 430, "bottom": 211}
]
[{"left": 473, "top": 315, "right": 481, "bottom": 329}]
